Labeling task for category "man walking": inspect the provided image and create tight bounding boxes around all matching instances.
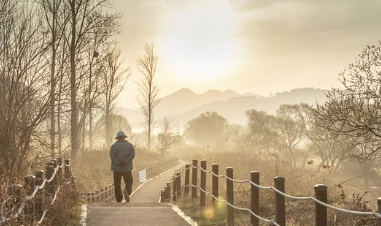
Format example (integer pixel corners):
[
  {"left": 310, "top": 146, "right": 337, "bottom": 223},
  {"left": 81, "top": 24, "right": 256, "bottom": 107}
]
[{"left": 110, "top": 131, "right": 135, "bottom": 203}]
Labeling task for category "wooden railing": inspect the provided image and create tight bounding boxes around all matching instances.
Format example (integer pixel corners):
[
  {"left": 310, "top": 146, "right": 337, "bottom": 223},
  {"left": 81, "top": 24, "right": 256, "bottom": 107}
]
[
  {"left": 0, "top": 158, "right": 75, "bottom": 225},
  {"left": 161, "top": 159, "right": 381, "bottom": 226}
]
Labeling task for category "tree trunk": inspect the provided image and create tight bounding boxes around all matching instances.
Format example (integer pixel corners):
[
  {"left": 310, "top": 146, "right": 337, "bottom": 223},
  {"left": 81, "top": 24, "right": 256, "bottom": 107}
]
[
  {"left": 70, "top": 0, "right": 78, "bottom": 163},
  {"left": 49, "top": 0, "right": 57, "bottom": 157}
]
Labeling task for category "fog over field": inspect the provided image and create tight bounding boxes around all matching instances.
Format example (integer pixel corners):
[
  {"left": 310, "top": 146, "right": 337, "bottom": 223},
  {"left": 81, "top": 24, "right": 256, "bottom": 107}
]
[{"left": 2, "top": 1, "right": 381, "bottom": 225}]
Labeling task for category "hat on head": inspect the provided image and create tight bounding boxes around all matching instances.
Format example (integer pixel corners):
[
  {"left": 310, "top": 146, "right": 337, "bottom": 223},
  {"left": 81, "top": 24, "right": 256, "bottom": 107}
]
[{"left": 115, "top": 131, "right": 127, "bottom": 139}]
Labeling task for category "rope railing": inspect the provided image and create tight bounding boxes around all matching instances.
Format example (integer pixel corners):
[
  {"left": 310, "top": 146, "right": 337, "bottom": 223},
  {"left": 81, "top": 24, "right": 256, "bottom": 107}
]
[
  {"left": 161, "top": 159, "right": 381, "bottom": 226},
  {"left": 0, "top": 158, "right": 75, "bottom": 225},
  {"left": 188, "top": 181, "right": 282, "bottom": 226},
  {"left": 81, "top": 184, "right": 115, "bottom": 203},
  {"left": 185, "top": 162, "right": 280, "bottom": 225},
  {"left": 143, "top": 157, "right": 179, "bottom": 180},
  {"left": 194, "top": 162, "right": 381, "bottom": 217}
]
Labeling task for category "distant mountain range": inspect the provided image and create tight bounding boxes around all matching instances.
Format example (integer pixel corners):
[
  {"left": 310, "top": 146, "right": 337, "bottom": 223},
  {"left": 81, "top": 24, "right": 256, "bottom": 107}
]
[{"left": 118, "top": 87, "right": 328, "bottom": 131}]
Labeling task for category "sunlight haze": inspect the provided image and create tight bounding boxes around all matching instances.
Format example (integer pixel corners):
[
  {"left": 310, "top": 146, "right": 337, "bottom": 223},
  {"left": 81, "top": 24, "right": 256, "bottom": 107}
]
[
  {"left": 114, "top": 0, "right": 381, "bottom": 109},
  {"left": 162, "top": 2, "right": 239, "bottom": 81},
  {"left": 4, "top": 1, "right": 381, "bottom": 222}
]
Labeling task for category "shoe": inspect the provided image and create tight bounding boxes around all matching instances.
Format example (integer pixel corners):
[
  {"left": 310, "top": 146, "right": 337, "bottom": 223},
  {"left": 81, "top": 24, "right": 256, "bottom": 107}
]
[{"left": 123, "top": 190, "right": 130, "bottom": 203}]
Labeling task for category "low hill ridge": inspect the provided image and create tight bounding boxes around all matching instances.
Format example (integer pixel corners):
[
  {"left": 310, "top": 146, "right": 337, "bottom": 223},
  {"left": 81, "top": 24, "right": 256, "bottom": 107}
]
[{"left": 118, "top": 87, "right": 328, "bottom": 130}]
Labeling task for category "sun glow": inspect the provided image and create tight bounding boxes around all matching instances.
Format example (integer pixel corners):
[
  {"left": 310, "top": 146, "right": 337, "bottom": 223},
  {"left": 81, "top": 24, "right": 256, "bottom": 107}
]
[{"left": 163, "top": 2, "right": 238, "bottom": 81}]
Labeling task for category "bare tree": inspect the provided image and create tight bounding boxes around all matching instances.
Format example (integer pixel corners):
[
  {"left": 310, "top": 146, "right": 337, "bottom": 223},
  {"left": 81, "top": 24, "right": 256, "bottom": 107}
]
[
  {"left": 39, "top": 0, "right": 68, "bottom": 157},
  {"left": 245, "top": 109, "right": 279, "bottom": 154},
  {"left": 83, "top": 11, "right": 121, "bottom": 151},
  {"left": 275, "top": 104, "right": 306, "bottom": 168},
  {"left": 157, "top": 117, "right": 179, "bottom": 157},
  {"left": 100, "top": 47, "right": 130, "bottom": 145},
  {"left": 56, "top": 38, "right": 71, "bottom": 155},
  {"left": 47, "top": 0, "right": 59, "bottom": 157},
  {"left": 313, "top": 42, "right": 381, "bottom": 160},
  {"left": 0, "top": 1, "right": 51, "bottom": 176},
  {"left": 297, "top": 104, "right": 353, "bottom": 172},
  {"left": 64, "top": 0, "right": 116, "bottom": 162},
  {"left": 136, "top": 43, "right": 160, "bottom": 152}
]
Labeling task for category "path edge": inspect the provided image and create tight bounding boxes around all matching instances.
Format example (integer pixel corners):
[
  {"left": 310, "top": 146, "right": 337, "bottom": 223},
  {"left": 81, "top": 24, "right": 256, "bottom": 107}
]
[{"left": 171, "top": 204, "right": 198, "bottom": 226}]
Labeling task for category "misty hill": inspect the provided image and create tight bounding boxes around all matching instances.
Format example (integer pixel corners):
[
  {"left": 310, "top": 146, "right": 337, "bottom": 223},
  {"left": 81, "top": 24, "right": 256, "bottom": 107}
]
[
  {"left": 177, "top": 88, "right": 328, "bottom": 126},
  {"left": 156, "top": 88, "right": 244, "bottom": 116},
  {"left": 118, "top": 87, "right": 328, "bottom": 130},
  {"left": 118, "top": 88, "right": 247, "bottom": 128}
]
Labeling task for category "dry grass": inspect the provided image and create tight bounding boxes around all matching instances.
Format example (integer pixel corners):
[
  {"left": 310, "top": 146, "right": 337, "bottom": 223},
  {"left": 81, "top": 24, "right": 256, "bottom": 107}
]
[
  {"left": 176, "top": 196, "right": 227, "bottom": 226},
  {"left": 44, "top": 185, "right": 82, "bottom": 226}
]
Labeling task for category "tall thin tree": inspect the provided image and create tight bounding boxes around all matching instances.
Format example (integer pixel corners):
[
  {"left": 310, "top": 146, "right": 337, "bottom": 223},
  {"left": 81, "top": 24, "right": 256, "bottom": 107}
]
[
  {"left": 40, "top": 0, "right": 65, "bottom": 157},
  {"left": 65, "top": 0, "right": 112, "bottom": 162},
  {"left": 136, "top": 43, "right": 160, "bottom": 152},
  {"left": 102, "top": 47, "right": 130, "bottom": 145}
]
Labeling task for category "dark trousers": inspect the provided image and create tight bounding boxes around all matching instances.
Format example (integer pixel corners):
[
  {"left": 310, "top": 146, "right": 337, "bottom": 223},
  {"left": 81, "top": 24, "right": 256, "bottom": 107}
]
[{"left": 113, "top": 171, "right": 133, "bottom": 202}]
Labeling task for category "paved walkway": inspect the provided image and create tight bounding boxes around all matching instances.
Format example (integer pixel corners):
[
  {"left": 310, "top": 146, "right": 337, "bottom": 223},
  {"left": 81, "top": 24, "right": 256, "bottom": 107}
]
[{"left": 85, "top": 165, "right": 193, "bottom": 226}]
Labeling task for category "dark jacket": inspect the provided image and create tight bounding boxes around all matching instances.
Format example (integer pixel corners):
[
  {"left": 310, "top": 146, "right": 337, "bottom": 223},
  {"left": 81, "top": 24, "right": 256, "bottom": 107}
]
[{"left": 110, "top": 140, "right": 135, "bottom": 172}]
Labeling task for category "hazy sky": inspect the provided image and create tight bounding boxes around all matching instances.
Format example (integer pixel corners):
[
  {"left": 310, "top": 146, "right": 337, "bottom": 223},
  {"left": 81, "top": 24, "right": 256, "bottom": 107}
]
[{"left": 112, "top": 0, "right": 381, "bottom": 109}]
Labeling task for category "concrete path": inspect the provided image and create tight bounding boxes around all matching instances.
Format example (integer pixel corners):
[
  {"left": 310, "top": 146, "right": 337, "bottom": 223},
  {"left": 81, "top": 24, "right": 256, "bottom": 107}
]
[{"left": 85, "top": 165, "right": 193, "bottom": 226}]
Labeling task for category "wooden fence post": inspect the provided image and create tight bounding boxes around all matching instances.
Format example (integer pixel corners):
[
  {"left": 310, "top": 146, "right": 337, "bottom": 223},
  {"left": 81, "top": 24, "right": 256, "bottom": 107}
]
[
  {"left": 45, "top": 164, "right": 54, "bottom": 194},
  {"left": 274, "top": 176, "right": 285, "bottom": 226},
  {"left": 87, "top": 192, "right": 91, "bottom": 203},
  {"left": 192, "top": 160, "right": 198, "bottom": 199},
  {"left": 64, "top": 159, "right": 70, "bottom": 179},
  {"left": 24, "top": 175, "right": 35, "bottom": 195},
  {"left": 377, "top": 197, "right": 381, "bottom": 226},
  {"left": 50, "top": 161, "right": 57, "bottom": 193},
  {"left": 56, "top": 157, "right": 62, "bottom": 184},
  {"left": 185, "top": 164, "right": 190, "bottom": 195},
  {"left": 24, "top": 175, "right": 35, "bottom": 222},
  {"left": 161, "top": 189, "right": 165, "bottom": 202},
  {"left": 173, "top": 174, "right": 177, "bottom": 202},
  {"left": 177, "top": 172, "right": 181, "bottom": 198},
  {"left": 51, "top": 159, "right": 59, "bottom": 190},
  {"left": 91, "top": 192, "right": 95, "bottom": 203},
  {"left": 105, "top": 186, "right": 108, "bottom": 200},
  {"left": 200, "top": 160, "right": 207, "bottom": 208},
  {"left": 34, "top": 170, "right": 43, "bottom": 217},
  {"left": 212, "top": 163, "right": 219, "bottom": 208},
  {"left": 251, "top": 171, "right": 259, "bottom": 226},
  {"left": 166, "top": 182, "right": 171, "bottom": 202},
  {"left": 226, "top": 167, "right": 234, "bottom": 226},
  {"left": 34, "top": 170, "right": 44, "bottom": 186},
  {"left": 51, "top": 159, "right": 57, "bottom": 168},
  {"left": 96, "top": 190, "right": 100, "bottom": 202},
  {"left": 314, "top": 184, "right": 327, "bottom": 226}
]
